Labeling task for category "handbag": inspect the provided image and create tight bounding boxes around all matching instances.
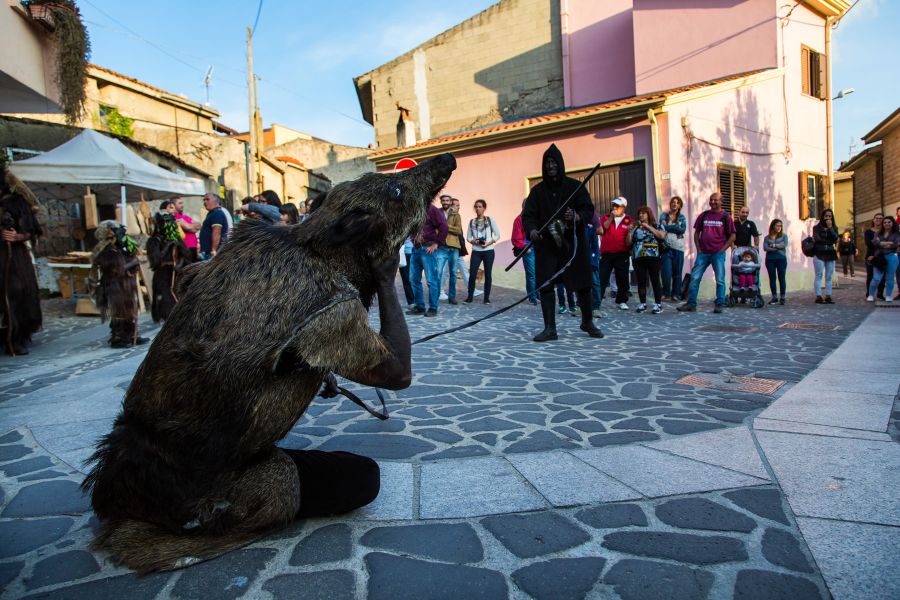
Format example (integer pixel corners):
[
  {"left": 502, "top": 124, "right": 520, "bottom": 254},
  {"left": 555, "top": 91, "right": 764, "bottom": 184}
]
[{"left": 872, "top": 254, "right": 888, "bottom": 270}]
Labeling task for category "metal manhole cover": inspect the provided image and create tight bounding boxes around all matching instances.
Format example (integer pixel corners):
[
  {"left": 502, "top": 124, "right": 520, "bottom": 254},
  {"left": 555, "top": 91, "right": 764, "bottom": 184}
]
[
  {"left": 777, "top": 322, "right": 839, "bottom": 331},
  {"left": 696, "top": 325, "right": 757, "bottom": 333},
  {"left": 676, "top": 373, "right": 786, "bottom": 395}
]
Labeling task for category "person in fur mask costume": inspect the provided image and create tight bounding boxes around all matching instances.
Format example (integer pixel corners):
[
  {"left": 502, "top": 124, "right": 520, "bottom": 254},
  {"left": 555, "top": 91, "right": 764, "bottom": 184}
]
[
  {"left": 146, "top": 208, "right": 191, "bottom": 322},
  {"left": 92, "top": 220, "right": 148, "bottom": 348},
  {"left": 0, "top": 169, "right": 43, "bottom": 355}
]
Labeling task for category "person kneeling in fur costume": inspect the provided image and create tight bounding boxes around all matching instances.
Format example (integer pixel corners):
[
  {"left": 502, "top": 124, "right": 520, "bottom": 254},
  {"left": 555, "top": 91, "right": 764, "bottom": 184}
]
[{"left": 92, "top": 220, "right": 148, "bottom": 348}]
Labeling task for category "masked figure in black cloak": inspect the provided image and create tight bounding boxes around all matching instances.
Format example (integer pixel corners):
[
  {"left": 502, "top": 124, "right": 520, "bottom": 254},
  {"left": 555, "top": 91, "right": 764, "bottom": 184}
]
[
  {"left": 0, "top": 169, "right": 43, "bottom": 356},
  {"left": 522, "top": 144, "right": 603, "bottom": 342},
  {"left": 146, "top": 212, "right": 191, "bottom": 322},
  {"left": 92, "top": 220, "right": 148, "bottom": 348}
]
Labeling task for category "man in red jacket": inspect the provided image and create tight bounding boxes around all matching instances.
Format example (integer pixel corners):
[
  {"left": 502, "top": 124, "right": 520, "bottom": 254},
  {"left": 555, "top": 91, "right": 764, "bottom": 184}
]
[{"left": 598, "top": 197, "right": 633, "bottom": 309}]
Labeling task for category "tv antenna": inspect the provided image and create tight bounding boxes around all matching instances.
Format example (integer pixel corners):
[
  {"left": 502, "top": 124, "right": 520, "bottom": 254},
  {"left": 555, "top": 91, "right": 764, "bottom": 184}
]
[{"left": 202, "top": 65, "right": 214, "bottom": 105}]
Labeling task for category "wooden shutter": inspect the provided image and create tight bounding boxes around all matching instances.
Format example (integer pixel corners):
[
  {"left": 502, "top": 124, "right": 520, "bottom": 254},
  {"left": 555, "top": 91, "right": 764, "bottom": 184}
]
[
  {"left": 817, "top": 174, "right": 829, "bottom": 217},
  {"left": 816, "top": 51, "right": 827, "bottom": 99},
  {"left": 798, "top": 171, "right": 810, "bottom": 220},
  {"left": 801, "top": 47, "right": 810, "bottom": 95},
  {"left": 718, "top": 166, "right": 732, "bottom": 214}
]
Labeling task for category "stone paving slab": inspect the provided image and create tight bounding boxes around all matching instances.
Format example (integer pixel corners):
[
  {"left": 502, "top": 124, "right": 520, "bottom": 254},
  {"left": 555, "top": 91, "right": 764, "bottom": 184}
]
[
  {"left": 642, "top": 426, "right": 770, "bottom": 480},
  {"left": 753, "top": 418, "right": 894, "bottom": 442},
  {"left": 507, "top": 451, "right": 641, "bottom": 507},
  {"left": 757, "top": 388, "right": 895, "bottom": 433},
  {"left": 798, "top": 369, "right": 900, "bottom": 396},
  {"left": 349, "top": 462, "right": 414, "bottom": 521},
  {"left": 572, "top": 446, "right": 769, "bottom": 498},
  {"left": 757, "top": 430, "right": 900, "bottom": 526},
  {"left": 797, "top": 517, "right": 900, "bottom": 600},
  {"left": 418, "top": 457, "right": 546, "bottom": 519}
]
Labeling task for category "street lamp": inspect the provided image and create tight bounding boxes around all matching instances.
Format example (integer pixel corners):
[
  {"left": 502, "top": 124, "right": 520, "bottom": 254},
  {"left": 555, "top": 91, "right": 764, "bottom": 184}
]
[{"left": 833, "top": 88, "right": 855, "bottom": 100}]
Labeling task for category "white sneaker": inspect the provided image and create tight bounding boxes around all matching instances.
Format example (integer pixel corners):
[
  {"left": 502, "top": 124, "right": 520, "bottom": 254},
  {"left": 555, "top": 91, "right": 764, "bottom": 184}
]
[
  {"left": 886, "top": 297, "right": 894, "bottom": 302},
  {"left": 636, "top": 303, "right": 646, "bottom": 313},
  {"left": 474, "top": 289, "right": 483, "bottom": 297},
  {"left": 618, "top": 302, "right": 629, "bottom": 310},
  {"left": 652, "top": 303, "right": 662, "bottom": 314},
  {"left": 866, "top": 295, "right": 875, "bottom": 302},
  {"left": 439, "top": 293, "right": 448, "bottom": 301},
  {"left": 592, "top": 309, "right": 605, "bottom": 318}
]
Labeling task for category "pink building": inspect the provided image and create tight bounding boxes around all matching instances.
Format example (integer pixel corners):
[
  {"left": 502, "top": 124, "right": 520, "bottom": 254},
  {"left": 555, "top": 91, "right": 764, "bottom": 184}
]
[{"left": 361, "top": 0, "right": 850, "bottom": 290}]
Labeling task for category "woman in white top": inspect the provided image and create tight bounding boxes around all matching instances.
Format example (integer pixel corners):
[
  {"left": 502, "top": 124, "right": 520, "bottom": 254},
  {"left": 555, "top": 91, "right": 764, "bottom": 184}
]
[{"left": 465, "top": 199, "right": 501, "bottom": 304}]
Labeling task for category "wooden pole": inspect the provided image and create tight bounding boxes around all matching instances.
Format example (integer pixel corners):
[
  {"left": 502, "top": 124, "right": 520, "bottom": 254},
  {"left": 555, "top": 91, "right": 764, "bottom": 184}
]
[{"left": 246, "top": 26, "right": 257, "bottom": 197}]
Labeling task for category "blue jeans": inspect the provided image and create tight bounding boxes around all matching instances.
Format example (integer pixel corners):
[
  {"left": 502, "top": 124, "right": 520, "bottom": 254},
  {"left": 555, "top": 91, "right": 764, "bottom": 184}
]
[
  {"left": 660, "top": 249, "right": 685, "bottom": 299},
  {"left": 591, "top": 266, "right": 602, "bottom": 309},
  {"left": 522, "top": 250, "right": 537, "bottom": 302},
  {"left": 870, "top": 254, "right": 898, "bottom": 298},
  {"left": 435, "top": 247, "right": 459, "bottom": 301},
  {"left": 813, "top": 258, "right": 835, "bottom": 297},
  {"left": 686, "top": 251, "right": 726, "bottom": 306},
  {"left": 410, "top": 246, "right": 440, "bottom": 311}
]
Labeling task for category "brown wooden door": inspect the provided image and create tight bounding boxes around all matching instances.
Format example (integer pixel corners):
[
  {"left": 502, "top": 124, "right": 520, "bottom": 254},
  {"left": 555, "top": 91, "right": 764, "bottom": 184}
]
[{"left": 566, "top": 161, "right": 646, "bottom": 219}]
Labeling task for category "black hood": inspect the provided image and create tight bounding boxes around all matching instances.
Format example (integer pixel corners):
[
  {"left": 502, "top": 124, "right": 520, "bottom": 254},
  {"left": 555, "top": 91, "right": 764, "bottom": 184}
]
[{"left": 541, "top": 144, "right": 565, "bottom": 186}]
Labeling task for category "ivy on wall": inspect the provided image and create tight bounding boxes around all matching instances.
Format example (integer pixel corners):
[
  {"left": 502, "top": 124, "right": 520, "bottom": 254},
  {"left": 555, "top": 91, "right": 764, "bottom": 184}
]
[{"left": 100, "top": 105, "right": 134, "bottom": 138}]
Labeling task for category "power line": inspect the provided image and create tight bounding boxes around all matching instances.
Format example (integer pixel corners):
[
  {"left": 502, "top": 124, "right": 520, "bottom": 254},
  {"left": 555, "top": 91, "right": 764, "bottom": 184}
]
[{"left": 250, "top": 0, "right": 265, "bottom": 37}]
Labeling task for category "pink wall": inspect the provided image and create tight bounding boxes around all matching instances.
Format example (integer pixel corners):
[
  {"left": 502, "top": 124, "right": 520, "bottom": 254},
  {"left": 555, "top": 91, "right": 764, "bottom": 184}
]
[
  {"left": 563, "top": 0, "right": 636, "bottom": 107},
  {"left": 415, "top": 124, "right": 655, "bottom": 270},
  {"left": 632, "top": 0, "right": 778, "bottom": 95}
]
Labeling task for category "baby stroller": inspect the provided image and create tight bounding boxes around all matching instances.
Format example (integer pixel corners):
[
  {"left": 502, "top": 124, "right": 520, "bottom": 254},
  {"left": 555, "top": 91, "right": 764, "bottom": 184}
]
[{"left": 726, "top": 246, "right": 765, "bottom": 308}]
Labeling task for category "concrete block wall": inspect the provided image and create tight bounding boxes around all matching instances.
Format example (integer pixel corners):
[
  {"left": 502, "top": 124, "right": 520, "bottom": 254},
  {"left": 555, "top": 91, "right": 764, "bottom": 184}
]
[{"left": 366, "top": 0, "right": 564, "bottom": 150}]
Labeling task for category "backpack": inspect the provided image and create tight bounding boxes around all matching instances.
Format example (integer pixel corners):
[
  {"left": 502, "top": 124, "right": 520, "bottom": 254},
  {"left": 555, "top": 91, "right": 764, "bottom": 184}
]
[{"left": 801, "top": 235, "right": 816, "bottom": 257}]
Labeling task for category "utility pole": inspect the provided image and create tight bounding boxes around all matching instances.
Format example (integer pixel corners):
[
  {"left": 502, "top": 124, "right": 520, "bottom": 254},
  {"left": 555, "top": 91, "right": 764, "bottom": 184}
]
[{"left": 246, "top": 26, "right": 257, "bottom": 197}]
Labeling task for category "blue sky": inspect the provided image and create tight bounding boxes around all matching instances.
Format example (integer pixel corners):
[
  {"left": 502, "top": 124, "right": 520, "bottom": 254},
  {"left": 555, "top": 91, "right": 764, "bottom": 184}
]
[{"left": 78, "top": 0, "right": 895, "bottom": 164}]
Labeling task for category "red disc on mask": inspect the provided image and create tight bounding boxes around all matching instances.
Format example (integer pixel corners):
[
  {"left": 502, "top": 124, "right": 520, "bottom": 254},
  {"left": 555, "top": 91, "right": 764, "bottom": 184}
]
[{"left": 394, "top": 158, "right": 417, "bottom": 171}]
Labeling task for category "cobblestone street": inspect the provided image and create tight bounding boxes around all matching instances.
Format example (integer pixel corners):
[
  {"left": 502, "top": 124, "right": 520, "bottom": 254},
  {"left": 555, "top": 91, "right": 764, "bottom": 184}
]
[{"left": 1, "top": 280, "right": 898, "bottom": 599}]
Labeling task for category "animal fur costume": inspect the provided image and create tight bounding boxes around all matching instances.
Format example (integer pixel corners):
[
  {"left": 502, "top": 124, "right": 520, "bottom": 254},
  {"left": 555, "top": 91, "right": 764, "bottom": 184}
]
[
  {"left": 92, "top": 220, "right": 144, "bottom": 347},
  {"left": 0, "top": 169, "right": 43, "bottom": 355},
  {"left": 146, "top": 212, "right": 191, "bottom": 322},
  {"left": 522, "top": 144, "right": 601, "bottom": 340},
  {"left": 82, "top": 154, "right": 457, "bottom": 573}
]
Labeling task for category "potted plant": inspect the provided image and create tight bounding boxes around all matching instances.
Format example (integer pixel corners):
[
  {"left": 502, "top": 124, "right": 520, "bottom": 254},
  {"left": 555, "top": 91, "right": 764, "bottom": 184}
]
[{"left": 22, "top": 0, "right": 91, "bottom": 125}]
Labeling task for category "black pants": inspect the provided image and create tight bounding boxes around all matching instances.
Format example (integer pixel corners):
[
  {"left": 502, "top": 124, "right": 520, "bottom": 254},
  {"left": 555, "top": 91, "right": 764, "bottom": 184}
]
[
  {"left": 633, "top": 258, "right": 662, "bottom": 304},
  {"left": 468, "top": 250, "right": 495, "bottom": 302},
  {"left": 399, "top": 253, "right": 414, "bottom": 305},
  {"left": 599, "top": 252, "right": 630, "bottom": 304},
  {"left": 109, "top": 318, "right": 136, "bottom": 345},
  {"left": 765, "top": 255, "right": 787, "bottom": 299},
  {"left": 282, "top": 449, "right": 380, "bottom": 518}
]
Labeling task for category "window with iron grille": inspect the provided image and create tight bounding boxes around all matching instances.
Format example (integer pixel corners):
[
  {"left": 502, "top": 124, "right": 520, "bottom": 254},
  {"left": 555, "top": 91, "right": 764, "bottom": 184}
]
[
  {"left": 801, "top": 46, "right": 826, "bottom": 100},
  {"left": 798, "top": 171, "right": 827, "bottom": 220},
  {"left": 717, "top": 164, "right": 746, "bottom": 217}
]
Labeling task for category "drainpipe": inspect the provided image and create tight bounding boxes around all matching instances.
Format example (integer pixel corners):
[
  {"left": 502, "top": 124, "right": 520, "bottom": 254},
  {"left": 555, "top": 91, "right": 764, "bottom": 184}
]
[
  {"left": 647, "top": 109, "right": 663, "bottom": 214},
  {"left": 560, "top": 0, "right": 571, "bottom": 107},
  {"left": 825, "top": 16, "right": 834, "bottom": 206}
]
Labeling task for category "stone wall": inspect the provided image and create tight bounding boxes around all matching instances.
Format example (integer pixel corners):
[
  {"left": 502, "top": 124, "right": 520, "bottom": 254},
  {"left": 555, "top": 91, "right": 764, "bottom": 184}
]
[
  {"left": 272, "top": 138, "right": 373, "bottom": 185},
  {"left": 359, "top": 0, "right": 563, "bottom": 150}
]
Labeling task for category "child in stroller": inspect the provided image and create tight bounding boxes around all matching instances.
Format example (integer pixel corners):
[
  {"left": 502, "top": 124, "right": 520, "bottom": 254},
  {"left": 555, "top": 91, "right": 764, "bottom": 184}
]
[{"left": 727, "top": 247, "right": 765, "bottom": 308}]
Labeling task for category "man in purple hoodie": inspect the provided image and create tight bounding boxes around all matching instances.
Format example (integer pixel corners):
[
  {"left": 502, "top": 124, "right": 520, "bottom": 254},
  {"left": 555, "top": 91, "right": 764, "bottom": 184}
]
[{"left": 407, "top": 195, "right": 448, "bottom": 316}]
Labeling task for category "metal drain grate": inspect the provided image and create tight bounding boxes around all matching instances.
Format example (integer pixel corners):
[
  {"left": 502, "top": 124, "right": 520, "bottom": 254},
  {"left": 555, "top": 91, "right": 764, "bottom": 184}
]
[
  {"left": 777, "top": 322, "right": 839, "bottom": 331},
  {"left": 676, "top": 373, "right": 786, "bottom": 395},
  {"left": 696, "top": 325, "right": 757, "bottom": 333}
]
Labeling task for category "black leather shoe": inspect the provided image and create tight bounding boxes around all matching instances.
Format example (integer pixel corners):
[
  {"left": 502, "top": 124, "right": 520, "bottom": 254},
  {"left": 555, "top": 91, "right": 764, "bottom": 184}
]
[
  {"left": 815, "top": 296, "right": 824, "bottom": 304},
  {"left": 448, "top": 299, "right": 458, "bottom": 305},
  {"left": 424, "top": 309, "right": 438, "bottom": 317},
  {"left": 580, "top": 323, "right": 604, "bottom": 338},
  {"left": 533, "top": 328, "right": 558, "bottom": 342},
  {"left": 406, "top": 306, "right": 426, "bottom": 315},
  {"left": 676, "top": 303, "right": 697, "bottom": 312},
  {"left": 110, "top": 340, "right": 131, "bottom": 348},
  {"left": 824, "top": 296, "right": 834, "bottom": 304},
  {"left": 135, "top": 336, "right": 150, "bottom": 345}
]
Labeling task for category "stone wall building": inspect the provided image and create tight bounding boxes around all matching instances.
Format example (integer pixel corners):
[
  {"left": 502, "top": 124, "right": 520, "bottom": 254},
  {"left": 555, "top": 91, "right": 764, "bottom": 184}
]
[{"left": 354, "top": 0, "right": 563, "bottom": 150}]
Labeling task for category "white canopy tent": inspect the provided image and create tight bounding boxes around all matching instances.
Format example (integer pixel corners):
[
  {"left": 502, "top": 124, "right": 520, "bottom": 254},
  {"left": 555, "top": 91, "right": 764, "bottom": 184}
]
[{"left": 8, "top": 129, "right": 207, "bottom": 225}]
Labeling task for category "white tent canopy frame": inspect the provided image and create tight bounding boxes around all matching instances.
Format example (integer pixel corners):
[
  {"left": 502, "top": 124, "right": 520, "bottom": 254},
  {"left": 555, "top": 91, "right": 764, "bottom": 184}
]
[{"left": 8, "top": 129, "right": 208, "bottom": 225}]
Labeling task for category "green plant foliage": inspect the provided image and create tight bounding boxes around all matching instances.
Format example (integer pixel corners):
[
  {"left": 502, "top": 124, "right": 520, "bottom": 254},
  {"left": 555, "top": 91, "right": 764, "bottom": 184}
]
[
  {"left": 102, "top": 106, "right": 134, "bottom": 138},
  {"left": 47, "top": 2, "right": 91, "bottom": 124}
]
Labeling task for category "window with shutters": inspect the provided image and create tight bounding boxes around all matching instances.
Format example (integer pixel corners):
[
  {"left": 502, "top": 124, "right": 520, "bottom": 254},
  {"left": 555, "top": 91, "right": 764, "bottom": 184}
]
[
  {"left": 800, "top": 46, "right": 826, "bottom": 100},
  {"left": 798, "top": 171, "right": 827, "bottom": 220},
  {"left": 717, "top": 164, "right": 746, "bottom": 217}
]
